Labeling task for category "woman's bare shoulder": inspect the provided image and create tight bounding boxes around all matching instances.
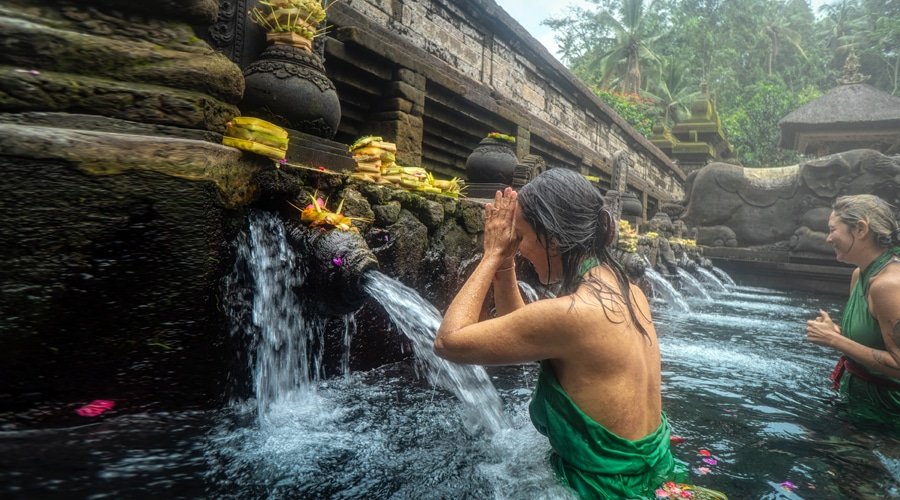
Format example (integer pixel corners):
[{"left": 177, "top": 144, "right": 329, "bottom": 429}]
[{"left": 870, "top": 263, "right": 900, "bottom": 295}]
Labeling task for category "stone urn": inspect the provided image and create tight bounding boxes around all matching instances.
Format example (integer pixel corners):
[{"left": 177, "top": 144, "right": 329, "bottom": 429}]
[
  {"left": 242, "top": 41, "right": 341, "bottom": 138},
  {"left": 621, "top": 191, "right": 643, "bottom": 217},
  {"left": 465, "top": 137, "right": 518, "bottom": 184}
]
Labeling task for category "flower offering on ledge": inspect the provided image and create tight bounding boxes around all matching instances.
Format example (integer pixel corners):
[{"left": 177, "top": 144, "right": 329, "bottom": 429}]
[{"left": 289, "top": 193, "right": 370, "bottom": 233}]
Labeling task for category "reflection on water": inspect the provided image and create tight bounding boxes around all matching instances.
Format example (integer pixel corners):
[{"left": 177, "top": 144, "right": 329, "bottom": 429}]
[
  {"left": 2, "top": 270, "right": 900, "bottom": 498},
  {"left": 658, "top": 286, "right": 900, "bottom": 498}
]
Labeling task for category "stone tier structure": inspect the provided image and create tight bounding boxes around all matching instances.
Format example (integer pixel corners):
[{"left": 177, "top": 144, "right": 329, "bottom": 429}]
[{"left": 650, "top": 84, "right": 732, "bottom": 174}]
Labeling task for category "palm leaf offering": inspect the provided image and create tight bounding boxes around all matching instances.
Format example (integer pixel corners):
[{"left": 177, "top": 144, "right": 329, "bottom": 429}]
[
  {"left": 222, "top": 116, "right": 289, "bottom": 160},
  {"left": 249, "top": 0, "right": 333, "bottom": 39},
  {"left": 348, "top": 136, "right": 464, "bottom": 197}
]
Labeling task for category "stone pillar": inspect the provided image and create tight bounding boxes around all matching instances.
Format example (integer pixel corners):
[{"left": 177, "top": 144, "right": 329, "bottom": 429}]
[
  {"left": 611, "top": 150, "right": 630, "bottom": 193},
  {"left": 369, "top": 67, "right": 426, "bottom": 167},
  {"left": 516, "top": 125, "right": 531, "bottom": 160},
  {"left": 642, "top": 191, "right": 649, "bottom": 222}
]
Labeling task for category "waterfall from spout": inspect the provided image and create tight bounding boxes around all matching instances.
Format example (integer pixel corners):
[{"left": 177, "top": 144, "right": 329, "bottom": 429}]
[
  {"left": 697, "top": 267, "right": 729, "bottom": 292},
  {"left": 676, "top": 267, "right": 711, "bottom": 300},
  {"left": 363, "top": 271, "right": 508, "bottom": 434},
  {"left": 231, "top": 211, "right": 328, "bottom": 425},
  {"left": 341, "top": 314, "right": 357, "bottom": 377},
  {"left": 710, "top": 265, "right": 737, "bottom": 286},
  {"left": 643, "top": 267, "right": 691, "bottom": 312}
]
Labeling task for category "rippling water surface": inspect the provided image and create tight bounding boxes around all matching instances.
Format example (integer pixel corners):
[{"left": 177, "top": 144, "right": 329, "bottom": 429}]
[{"left": 2, "top": 279, "right": 899, "bottom": 498}]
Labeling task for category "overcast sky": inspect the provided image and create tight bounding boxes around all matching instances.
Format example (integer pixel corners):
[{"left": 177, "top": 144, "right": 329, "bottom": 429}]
[{"left": 494, "top": 0, "right": 838, "bottom": 62}]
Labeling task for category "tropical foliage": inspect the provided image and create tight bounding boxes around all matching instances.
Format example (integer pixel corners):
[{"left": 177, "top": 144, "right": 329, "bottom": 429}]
[
  {"left": 544, "top": 0, "right": 899, "bottom": 166},
  {"left": 592, "top": 88, "right": 656, "bottom": 136}
]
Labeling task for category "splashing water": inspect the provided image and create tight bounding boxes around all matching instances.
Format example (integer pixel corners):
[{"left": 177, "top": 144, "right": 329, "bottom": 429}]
[
  {"left": 710, "top": 265, "right": 736, "bottom": 286},
  {"left": 697, "top": 266, "right": 729, "bottom": 292},
  {"left": 363, "top": 271, "right": 508, "bottom": 434},
  {"left": 643, "top": 266, "right": 691, "bottom": 312},
  {"left": 341, "top": 314, "right": 357, "bottom": 377},
  {"left": 676, "top": 267, "right": 712, "bottom": 300},
  {"left": 229, "top": 212, "right": 328, "bottom": 425}
]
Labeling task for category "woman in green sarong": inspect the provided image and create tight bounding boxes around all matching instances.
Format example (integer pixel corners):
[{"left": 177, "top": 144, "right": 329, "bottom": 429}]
[
  {"left": 806, "top": 194, "right": 900, "bottom": 419},
  {"left": 434, "top": 169, "right": 674, "bottom": 498}
]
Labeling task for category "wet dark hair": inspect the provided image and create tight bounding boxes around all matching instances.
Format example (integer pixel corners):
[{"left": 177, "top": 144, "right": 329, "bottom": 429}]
[{"left": 517, "top": 168, "right": 650, "bottom": 339}]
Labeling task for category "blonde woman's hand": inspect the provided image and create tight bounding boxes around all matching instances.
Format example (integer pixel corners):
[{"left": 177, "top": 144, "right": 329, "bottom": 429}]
[
  {"left": 806, "top": 309, "right": 842, "bottom": 347},
  {"left": 483, "top": 187, "right": 521, "bottom": 267}
]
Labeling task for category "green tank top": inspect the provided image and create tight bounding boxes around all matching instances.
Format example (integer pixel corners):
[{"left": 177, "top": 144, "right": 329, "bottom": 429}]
[
  {"left": 529, "top": 361, "right": 674, "bottom": 499},
  {"left": 839, "top": 247, "right": 900, "bottom": 417}
]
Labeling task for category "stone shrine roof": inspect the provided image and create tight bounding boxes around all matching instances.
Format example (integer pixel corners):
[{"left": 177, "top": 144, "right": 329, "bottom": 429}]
[{"left": 779, "top": 83, "right": 900, "bottom": 151}]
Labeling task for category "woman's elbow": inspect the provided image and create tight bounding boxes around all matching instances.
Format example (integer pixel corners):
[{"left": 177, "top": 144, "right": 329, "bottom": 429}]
[
  {"left": 433, "top": 333, "right": 466, "bottom": 362},
  {"left": 433, "top": 336, "right": 449, "bottom": 358}
]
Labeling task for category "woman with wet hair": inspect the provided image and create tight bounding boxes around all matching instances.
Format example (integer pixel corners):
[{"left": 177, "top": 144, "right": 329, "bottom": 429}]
[
  {"left": 435, "top": 169, "right": 673, "bottom": 498},
  {"left": 806, "top": 194, "right": 900, "bottom": 418}
]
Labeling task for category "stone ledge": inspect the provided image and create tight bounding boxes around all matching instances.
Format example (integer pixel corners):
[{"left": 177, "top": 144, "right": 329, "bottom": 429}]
[
  {"left": 0, "top": 122, "right": 267, "bottom": 207},
  {"left": 704, "top": 246, "right": 853, "bottom": 294}
]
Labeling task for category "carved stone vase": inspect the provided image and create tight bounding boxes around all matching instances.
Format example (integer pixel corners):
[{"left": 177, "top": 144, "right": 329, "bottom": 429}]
[
  {"left": 620, "top": 191, "right": 643, "bottom": 217},
  {"left": 241, "top": 41, "right": 341, "bottom": 138},
  {"left": 465, "top": 137, "right": 518, "bottom": 184}
]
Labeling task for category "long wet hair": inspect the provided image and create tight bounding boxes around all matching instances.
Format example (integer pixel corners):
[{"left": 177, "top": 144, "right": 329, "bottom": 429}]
[
  {"left": 517, "top": 168, "right": 650, "bottom": 339},
  {"left": 832, "top": 194, "right": 900, "bottom": 248}
]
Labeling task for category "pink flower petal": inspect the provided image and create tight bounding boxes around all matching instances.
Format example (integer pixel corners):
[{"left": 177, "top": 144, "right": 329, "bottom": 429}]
[
  {"left": 75, "top": 400, "right": 115, "bottom": 417},
  {"left": 779, "top": 481, "right": 797, "bottom": 490},
  {"left": 697, "top": 466, "right": 711, "bottom": 475}
]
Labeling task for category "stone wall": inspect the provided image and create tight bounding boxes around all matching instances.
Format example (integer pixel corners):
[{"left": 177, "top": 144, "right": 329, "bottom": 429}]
[
  {"left": 202, "top": 0, "right": 684, "bottom": 211},
  {"left": 328, "top": 0, "right": 685, "bottom": 206}
]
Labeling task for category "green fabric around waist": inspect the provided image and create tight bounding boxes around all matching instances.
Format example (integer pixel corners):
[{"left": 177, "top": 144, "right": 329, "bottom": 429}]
[{"left": 529, "top": 361, "right": 674, "bottom": 499}]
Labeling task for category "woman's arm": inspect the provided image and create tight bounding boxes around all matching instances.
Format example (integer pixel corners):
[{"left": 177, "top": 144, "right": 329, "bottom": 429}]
[
  {"left": 492, "top": 261, "right": 525, "bottom": 316},
  {"left": 437, "top": 187, "right": 543, "bottom": 363},
  {"left": 808, "top": 269, "right": 900, "bottom": 379},
  {"left": 438, "top": 188, "right": 520, "bottom": 334},
  {"left": 866, "top": 270, "right": 900, "bottom": 375},
  {"left": 435, "top": 296, "right": 580, "bottom": 365}
]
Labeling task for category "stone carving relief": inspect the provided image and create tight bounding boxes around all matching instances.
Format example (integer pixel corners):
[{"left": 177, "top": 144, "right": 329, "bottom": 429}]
[{"left": 678, "top": 149, "right": 900, "bottom": 252}]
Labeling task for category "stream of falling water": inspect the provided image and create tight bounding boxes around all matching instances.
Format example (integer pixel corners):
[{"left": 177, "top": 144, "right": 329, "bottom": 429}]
[{"left": 205, "top": 211, "right": 568, "bottom": 498}]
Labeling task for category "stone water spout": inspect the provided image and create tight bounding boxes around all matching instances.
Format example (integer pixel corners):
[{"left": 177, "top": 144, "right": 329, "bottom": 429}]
[{"left": 285, "top": 221, "right": 378, "bottom": 316}]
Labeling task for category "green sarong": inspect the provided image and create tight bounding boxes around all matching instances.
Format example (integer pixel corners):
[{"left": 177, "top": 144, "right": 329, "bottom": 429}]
[
  {"left": 529, "top": 361, "right": 674, "bottom": 499},
  {"left": 835, "top": 247, "right": 900, "bottom": 418}
]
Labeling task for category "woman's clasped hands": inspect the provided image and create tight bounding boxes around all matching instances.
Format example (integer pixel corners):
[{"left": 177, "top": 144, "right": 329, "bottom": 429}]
[{"left": 483, "top": 187, "right": 521, "bottom": 267}]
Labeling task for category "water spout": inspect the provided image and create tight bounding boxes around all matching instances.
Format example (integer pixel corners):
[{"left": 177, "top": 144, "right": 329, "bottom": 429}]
[
  {"left": 228, "top": 211, "right": 328, "bottom": 423},
  {"left": 285, "top": 220, "right": 379, "bottom": 316}
]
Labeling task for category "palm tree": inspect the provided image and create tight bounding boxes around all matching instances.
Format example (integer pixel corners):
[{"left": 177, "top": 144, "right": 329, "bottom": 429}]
[
  {"left": 641, "top": 57, "right": 699, "bottom": 126},
  {"left": 762, "top": 0, "right": 810, "bottom": 76},
  {"left": 594, "top": 0, "right": 663, "bottom": 94}
]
